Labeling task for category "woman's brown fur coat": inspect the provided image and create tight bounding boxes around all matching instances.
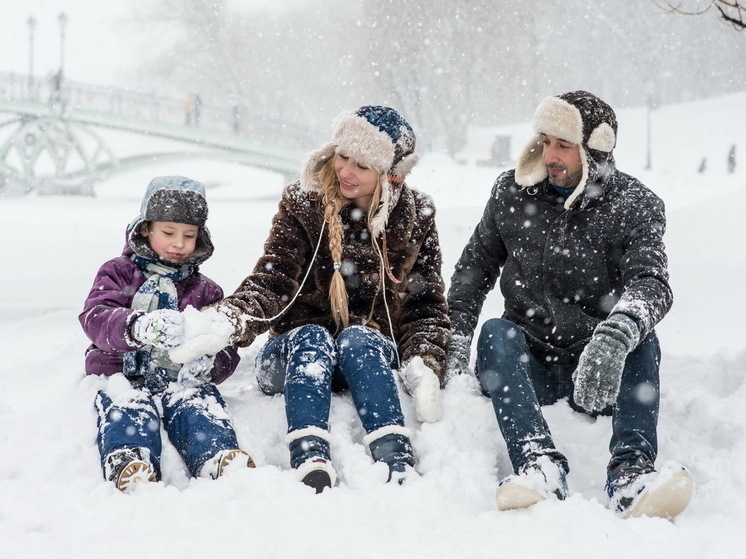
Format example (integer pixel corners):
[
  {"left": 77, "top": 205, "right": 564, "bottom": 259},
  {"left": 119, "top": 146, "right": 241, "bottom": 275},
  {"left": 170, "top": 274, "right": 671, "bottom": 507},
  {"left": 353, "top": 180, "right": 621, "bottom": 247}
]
[{"left": 220, "top": 180, "right": 451, "bottom": 381}]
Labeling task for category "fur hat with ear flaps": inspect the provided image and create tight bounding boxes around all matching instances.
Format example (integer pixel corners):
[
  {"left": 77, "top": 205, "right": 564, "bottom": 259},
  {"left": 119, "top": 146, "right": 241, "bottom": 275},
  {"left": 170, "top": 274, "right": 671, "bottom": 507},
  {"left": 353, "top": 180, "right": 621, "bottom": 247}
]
[
  {"left": 300, "top": 105, "right": 420, "bottom": 237},
  {"left": 515, "top": 90, "right": 618, "bottom": 210}
]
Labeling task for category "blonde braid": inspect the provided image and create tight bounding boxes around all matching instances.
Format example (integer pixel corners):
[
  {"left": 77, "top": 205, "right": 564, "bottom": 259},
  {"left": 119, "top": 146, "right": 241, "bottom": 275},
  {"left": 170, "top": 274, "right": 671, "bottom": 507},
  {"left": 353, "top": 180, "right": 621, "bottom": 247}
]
[{"left": 319, "top": 160, "right": 350, "bottom": 329}]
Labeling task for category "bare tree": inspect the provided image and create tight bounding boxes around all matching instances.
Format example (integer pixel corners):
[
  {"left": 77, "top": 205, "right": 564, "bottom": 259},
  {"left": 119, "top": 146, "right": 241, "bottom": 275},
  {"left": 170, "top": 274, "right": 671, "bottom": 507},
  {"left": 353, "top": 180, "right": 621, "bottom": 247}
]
[{"left": 654, "top": 0, "right": 746, "bottom": 30}]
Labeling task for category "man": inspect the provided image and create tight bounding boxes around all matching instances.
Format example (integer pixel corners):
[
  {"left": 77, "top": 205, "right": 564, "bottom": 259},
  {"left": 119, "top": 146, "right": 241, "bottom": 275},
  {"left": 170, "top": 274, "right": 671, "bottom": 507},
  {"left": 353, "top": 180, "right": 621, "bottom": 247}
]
[{"left": 446, "top": 90, "right": 693, "bottom": 519}]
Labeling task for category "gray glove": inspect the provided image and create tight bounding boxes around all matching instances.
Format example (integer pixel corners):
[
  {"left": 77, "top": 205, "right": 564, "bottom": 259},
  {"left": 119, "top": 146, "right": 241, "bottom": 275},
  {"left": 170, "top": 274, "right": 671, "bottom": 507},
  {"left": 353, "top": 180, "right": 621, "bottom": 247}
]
[
  {"left": 177, "top": 354, "right": 215, "bottom": 387},
  {"left": 573, "top": 313, "right": 640, "bottom": 413},
  {"left": 445, "top": 334, "right": 473, "bottom": 382},
  {"left": 132, "top": 309, "right": 185, "bottom": 349}
]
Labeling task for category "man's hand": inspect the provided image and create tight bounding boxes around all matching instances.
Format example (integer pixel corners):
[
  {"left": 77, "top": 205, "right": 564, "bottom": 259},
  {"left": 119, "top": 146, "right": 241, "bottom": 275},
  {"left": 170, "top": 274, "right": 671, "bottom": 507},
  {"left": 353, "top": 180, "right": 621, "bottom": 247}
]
[
  {"left": 573, "top": 314, "right": 640, "bottom": 413},
  {"left": 445, "top": 335, "right": 472, "bottom": 382}
]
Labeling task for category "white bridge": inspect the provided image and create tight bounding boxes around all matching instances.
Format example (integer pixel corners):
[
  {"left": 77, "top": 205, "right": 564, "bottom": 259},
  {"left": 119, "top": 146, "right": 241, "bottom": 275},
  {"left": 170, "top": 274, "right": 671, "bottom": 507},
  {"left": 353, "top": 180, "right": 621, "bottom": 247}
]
[{"left": 0, "top": 72, "right": 307, "bottom": 195}]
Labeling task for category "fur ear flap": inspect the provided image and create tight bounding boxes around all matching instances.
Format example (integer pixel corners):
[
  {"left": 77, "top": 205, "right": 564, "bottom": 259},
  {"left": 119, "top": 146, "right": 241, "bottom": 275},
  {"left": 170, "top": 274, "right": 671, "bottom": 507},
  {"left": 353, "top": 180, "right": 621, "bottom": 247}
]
[
  {"left": 587, "top": 122, "right": 616, "bottom": 152},
  {"left": 515, "top": 135, "right": 548, "bottom": 187},
  {"left": 390, "top": 152, "right": 420, "bottom": 179},
  {"left": 368, "top": 176, "right": 392, "bottom": 238},
  {"left": 300, "top": 142, "right": 336, "bottom": 192}
]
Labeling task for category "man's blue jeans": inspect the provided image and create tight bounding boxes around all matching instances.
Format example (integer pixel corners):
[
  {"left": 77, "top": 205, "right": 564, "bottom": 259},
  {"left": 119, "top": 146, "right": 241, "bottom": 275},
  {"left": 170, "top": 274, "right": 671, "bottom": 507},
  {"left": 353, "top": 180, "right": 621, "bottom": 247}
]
[
  {"left": 476, "top": 318, "right": 660, "bottom": 475},
  {"left": 255, "top": 324, "right": 405, "bottom": 435}
]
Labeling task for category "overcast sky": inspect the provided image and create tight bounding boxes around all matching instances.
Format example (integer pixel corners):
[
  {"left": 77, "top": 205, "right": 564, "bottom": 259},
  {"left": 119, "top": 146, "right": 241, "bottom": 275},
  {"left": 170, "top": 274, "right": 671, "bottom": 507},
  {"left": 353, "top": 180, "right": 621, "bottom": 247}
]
[{"left": 0, "top": 1, "right": 148, "bottom": 86}]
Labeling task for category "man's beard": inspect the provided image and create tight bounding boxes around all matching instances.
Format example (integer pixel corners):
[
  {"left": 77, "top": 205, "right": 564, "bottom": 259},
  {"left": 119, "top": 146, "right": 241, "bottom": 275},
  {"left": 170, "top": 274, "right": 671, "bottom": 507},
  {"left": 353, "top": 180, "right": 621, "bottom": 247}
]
[{"left": 547, "top": 165, "right": 582, "bottom": 189}]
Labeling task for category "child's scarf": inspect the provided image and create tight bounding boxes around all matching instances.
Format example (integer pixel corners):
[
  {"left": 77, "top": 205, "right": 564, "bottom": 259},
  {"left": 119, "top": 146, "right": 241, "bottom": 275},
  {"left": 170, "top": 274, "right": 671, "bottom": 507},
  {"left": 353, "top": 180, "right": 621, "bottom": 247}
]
[{"left": 124, "top": 255, "right": 194, "bottom": 393}]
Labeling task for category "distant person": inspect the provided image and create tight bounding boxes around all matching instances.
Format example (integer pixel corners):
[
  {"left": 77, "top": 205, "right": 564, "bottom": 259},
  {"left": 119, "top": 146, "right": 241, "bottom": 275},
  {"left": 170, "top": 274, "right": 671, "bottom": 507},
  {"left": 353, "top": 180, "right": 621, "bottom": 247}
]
[
  {"left": 79, "top": 176, "right": 255, "bottom": 492},
  {"left": 193, "top": 94, "right": 202, "bottom": 127},
  {"left": 446, "top": 90, "right": 694, "bottom": 519},
  {"left": 48, "top": 70, "right": 62, "bottom": 104},
  {"left": 232, "top": 104, "right": 241, "bottom": 135},
  {"left": 173, "top": 106, "right": 450, "bottom": 492},
  {"left": 184, "top": 93, "right": 193, "bottom": 125},
  {"left": 727, "top": 144, "right": 736, "bottom": 173}
]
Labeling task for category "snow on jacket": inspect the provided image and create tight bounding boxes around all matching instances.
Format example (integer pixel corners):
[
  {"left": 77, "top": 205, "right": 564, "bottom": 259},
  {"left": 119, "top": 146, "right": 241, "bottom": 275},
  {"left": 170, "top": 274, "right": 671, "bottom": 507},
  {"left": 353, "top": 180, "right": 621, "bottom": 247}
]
[
  {"left": 218, "top": 180, "right": 451, "bottom": 381},
  {"left": 448, "top": 168, "right": 672, "bottom": 363},
  {"left": 79, "top": 241, "right": 239, "bottom": 384}
]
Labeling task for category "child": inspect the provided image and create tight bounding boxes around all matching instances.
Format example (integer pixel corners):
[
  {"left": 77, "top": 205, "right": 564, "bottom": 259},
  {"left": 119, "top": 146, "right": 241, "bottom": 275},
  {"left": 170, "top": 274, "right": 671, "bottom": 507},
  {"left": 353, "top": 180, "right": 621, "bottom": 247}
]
[
  {"left": 173, "top": 106, "right": 450, "bottom": 492},
  {"left": 79, "top": 176, "right": 255, "bottom": 492}
]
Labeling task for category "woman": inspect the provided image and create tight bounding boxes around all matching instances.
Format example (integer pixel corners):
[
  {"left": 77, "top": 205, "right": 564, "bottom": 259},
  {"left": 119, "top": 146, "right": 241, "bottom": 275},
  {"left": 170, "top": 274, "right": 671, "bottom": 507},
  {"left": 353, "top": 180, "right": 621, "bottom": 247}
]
[{"left": 174, "top": 105, "right": 450, "bottom": 492}]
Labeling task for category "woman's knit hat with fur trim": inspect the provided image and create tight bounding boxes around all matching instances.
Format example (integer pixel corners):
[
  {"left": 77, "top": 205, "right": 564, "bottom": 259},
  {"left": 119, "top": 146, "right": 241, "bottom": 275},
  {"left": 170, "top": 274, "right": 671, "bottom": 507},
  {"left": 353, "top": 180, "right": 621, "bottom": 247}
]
[
  {"left": 515, "top": 90, "right": 618, "bottom": 209},
  {"left": 300, "top": 105, "right": 420, "bottom": 236}
]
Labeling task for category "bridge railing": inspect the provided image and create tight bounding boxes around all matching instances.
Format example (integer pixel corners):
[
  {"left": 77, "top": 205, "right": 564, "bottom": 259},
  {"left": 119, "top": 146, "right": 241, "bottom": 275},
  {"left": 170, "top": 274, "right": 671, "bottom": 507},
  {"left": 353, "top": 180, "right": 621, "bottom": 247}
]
[{"left": 0, "top": 71, "right": 317, "bottom": 149}]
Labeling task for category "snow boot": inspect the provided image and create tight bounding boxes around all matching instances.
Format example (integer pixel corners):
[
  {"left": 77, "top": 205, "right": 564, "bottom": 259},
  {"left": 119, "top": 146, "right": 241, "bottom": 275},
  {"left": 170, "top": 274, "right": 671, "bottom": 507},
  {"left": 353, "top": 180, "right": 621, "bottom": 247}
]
[
  {"left": 364, "top": 426, "right": 416, "bottom": 485},
  {"left": 287, "top": 427, "right": 337, "bottom": 493},
  {"left": 495, "top": 455, "right": 568, "bottom": 511},
  {"left": 607, "top": 458, "right": 694, "bottom": 520},
  {"left": 201, "top": 448, "right": 256, "bottom": 479},
  {"left": 104, "top": 447, "right": 157, "bottom": 493}
]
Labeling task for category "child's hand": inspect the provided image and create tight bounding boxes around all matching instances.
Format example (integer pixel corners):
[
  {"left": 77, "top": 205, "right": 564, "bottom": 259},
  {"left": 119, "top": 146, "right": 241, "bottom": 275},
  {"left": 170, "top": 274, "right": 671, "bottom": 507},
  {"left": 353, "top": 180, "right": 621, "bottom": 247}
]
[
  {"left": 177, "top": 355, "right": 215, "bottom": 387},
  {"left": 168, "top": 306, "right": 234, "bottom": 364},
  {"left": 133, "top": 310, "right": 185, "bottom": 349}
]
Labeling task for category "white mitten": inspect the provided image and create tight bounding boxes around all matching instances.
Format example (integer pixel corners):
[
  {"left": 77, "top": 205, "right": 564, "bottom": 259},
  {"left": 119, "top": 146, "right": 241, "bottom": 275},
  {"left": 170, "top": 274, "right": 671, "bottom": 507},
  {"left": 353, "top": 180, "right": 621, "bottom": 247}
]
[
  {"left": 169, "top": 306, "right": 235, "bottom": 364},
  {"left": 177, "top": 354, "right": 216, "bottom": 387},
  {"left": 398, "top": 356, "right": 443, "bottom": 423},
  {"left": 132, "top": 309, "right": 185, "bottom": 349}
]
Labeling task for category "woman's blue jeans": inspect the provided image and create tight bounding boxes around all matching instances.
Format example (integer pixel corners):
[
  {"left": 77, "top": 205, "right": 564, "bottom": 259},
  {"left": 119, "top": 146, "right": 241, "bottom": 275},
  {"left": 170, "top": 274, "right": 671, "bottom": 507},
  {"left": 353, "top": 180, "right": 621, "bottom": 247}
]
[
  {"left": 476, "top": 318, "right": 660, "bottom": 475},
  {"left": 255, "top": 324, "right": 404, "bottom": 435}
]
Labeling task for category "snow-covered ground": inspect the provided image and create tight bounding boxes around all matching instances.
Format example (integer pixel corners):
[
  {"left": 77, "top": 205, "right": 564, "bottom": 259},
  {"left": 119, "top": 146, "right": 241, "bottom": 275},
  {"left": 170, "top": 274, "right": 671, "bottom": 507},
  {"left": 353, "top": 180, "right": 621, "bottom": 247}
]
[{"left": 1, "top": 93, "right": 744, "bottom": 558}]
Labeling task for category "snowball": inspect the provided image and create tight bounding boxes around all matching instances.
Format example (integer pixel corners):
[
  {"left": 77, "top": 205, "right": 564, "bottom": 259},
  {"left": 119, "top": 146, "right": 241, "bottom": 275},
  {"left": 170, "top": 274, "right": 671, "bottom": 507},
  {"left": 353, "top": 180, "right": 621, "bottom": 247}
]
[{"left": 168, "top": 306, "right": 233, "bottom": 364}]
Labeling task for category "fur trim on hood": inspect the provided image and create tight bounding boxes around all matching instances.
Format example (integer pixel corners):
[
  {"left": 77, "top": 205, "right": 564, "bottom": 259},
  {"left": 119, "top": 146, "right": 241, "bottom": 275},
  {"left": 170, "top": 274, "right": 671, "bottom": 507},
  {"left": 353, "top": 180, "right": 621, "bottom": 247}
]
[{"left": 515, "top": 90, "right": 618, "bottom": 209}]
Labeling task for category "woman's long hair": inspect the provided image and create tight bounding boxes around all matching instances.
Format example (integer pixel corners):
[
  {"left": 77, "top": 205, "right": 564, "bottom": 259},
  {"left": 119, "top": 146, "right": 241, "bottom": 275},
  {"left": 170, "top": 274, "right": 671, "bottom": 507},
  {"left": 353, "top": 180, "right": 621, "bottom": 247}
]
[{"left": 318, "top": 156, "right": 384, "bottom": 330}]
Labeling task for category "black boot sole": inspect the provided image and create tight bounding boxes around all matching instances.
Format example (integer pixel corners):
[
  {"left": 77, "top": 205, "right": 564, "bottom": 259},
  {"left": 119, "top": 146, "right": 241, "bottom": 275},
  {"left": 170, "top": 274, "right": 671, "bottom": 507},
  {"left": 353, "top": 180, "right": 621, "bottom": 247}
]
[{"left": 301, "top": 469, "right": 332, "bottom": 494}]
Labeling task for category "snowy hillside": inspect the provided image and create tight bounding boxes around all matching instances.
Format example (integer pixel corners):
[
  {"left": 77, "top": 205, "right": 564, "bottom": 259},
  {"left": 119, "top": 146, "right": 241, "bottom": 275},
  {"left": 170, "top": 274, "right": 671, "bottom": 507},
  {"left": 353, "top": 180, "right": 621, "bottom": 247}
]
[{"left": 1, "top": 92, "right": 745, "bottom": 558}]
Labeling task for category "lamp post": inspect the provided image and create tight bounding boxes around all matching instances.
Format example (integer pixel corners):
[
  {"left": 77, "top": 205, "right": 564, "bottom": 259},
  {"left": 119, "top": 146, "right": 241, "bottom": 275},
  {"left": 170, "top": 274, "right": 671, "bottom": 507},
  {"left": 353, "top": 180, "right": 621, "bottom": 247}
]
[
  {"left": 27, "top": 16, "right": 36, "bottom": 98},
  {"left": 57, "top": 12, "right": 68, "bottom": 80},
  {"left": 643, "top": 79, "right": 656, "bottom": 171}
]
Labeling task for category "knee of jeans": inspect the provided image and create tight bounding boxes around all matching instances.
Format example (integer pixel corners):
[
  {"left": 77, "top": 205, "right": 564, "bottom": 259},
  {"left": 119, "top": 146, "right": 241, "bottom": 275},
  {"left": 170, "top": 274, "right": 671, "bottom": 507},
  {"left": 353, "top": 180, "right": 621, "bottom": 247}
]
[
  {"left": 479, "top": 318, "right": 521, "bottom": 345},
  {"left": 336, "top": 325, "right": 385, "bottom": 355},
  {"left": 291, "top": 324, "right": 336, "bottom": 353}
]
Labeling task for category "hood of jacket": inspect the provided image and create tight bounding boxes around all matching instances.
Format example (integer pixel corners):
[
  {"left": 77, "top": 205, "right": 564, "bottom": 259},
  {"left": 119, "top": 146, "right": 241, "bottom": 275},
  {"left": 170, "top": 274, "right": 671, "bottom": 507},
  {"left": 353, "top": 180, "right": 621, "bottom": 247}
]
[{"left": 126, "top": 175, "right": 214, "bottom": 267}]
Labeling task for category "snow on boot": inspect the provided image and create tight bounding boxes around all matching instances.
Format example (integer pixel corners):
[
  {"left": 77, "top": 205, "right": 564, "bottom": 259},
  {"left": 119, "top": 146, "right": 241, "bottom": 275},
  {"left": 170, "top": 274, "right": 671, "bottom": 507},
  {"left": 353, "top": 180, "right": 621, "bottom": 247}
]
[
  {"left": 496, "top": 455, "right": 568, "bottom": 511},
  {"left": 364, "top": 426, "right": 416, "bottom": 485},
  {"left": 104, "top": 447, "right": 157, "bottom": 493},
  {"left": 607, "top": 459, "right": 694, "bottom": 520},
  {"left": 201, "top": 448, "right": 256, "bottom": 479},
  {"left": 287, "top": 427, "right": 336, "bottom": 493}
]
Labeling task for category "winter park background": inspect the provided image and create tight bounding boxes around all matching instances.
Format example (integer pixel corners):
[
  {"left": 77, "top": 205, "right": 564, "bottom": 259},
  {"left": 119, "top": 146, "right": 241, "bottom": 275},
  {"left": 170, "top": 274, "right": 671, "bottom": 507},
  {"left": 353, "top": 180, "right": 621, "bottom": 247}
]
[{"left": 2, "top": 2, "right": 746, "bottom": 559}]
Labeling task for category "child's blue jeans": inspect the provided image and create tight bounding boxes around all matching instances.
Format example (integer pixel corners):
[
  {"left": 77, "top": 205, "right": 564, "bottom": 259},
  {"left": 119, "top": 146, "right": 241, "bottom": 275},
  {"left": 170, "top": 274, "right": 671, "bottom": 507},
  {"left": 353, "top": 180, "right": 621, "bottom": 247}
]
[{"left": 95, "top": 380, "right": 240, "bottom": 478}]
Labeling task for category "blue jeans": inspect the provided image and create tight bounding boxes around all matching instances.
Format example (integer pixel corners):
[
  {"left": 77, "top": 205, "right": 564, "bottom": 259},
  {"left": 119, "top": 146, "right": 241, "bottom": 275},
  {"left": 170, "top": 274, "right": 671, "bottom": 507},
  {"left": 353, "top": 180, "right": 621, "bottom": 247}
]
[
  {"left": 255, "top": 324, "right": 404, "bottom": 435},
  {"left": 95, "top": 381, "right": 240, "bottom": 478},
  {"left": 476, "top": 318, "right": 660, "bottom": 475}
]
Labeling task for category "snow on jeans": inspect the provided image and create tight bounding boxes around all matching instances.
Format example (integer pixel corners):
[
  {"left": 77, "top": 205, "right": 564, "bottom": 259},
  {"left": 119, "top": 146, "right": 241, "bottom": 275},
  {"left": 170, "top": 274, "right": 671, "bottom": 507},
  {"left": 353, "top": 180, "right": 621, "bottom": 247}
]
[
  {"left": 476, "top": 317, "right": 660, "bottom": 475},
  {"left": 255, "top": 324, "right": 405, "bottom": 435},
  {"left": 95, "top": 381, "right": 240, "bottom": 478}
]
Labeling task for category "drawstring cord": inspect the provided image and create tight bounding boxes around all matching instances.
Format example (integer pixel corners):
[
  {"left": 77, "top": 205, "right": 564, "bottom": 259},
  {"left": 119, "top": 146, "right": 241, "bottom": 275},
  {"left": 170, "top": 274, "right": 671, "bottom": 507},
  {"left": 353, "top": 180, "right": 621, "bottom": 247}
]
[
  {"left": 244, "top": 220, "right": 327, "bottom": 324},
  {"left": 371, "top": 231, "right": 402, "bottom": 370},
  {"left": 236, "top": 216, "right": 402, "bottom": 370}
]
